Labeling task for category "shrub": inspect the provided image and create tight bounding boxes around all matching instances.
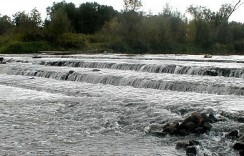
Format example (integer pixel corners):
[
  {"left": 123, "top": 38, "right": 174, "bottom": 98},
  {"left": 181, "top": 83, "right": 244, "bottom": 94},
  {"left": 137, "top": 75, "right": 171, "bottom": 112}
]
[
  {"left": 57, "top": 33, "right": 88, "bottom": 49},
  {"left": 0, "top": 41, "right": 54, "bottom": 54}
]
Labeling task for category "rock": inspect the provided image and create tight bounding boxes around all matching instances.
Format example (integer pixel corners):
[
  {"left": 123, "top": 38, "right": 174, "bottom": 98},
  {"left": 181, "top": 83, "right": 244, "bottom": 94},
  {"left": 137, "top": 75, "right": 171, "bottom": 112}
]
[
  {"left": 175, "top": 141, "right": 188, "bottom": 150},
  {"left": 238, "top": 117, "right": 244, "bottom": 123},
  {"left": 204, "top": 54, "right": 212, "bottom": 58},
  {"left": 175, "top": 140, "right": 200, "bottom": 150},
  {"left": 178, "top": 112, "right": 212, "bottom": 134},
  {"left": 146, "top": 124, "right": 168, "bottom": 137},
  {"left": 92, "top": 69, "right": 101, "bottom": 72},
  {"left": 205, "top": 70, "right": 218, "bottom": 76},
  {"left": 32, "top": 55, "right": 42, "bottom": 58},
  {"left": 240, "top": 150, "right": 244, "bottom": 156},
  {"left": 233, "top": 142, "right": 244, "bottom": 151},
  {"left": 149, "top": 112, "right": 217, "bottom": 137},
  {"left": 158, "top": 112, "right": 214, "bottom": 136},
  {"left": 163, "top": 122, "right": 179, "bottom": 135},
  {"left": 0, "top": 57, "right": 3, "bottom": 63},
  {"left": 225, "top": 130, "right": 239, "bottom": 139},
  {"left": 208, "top": 114, "right": 218, "bottom": 123},
  {"left": 68, "top": 70, "right": 75, "bottom": 74},
  {"left": 188, "top": 140, "right": 200, "bottom": 146},
  {"left": 186, "top": 146, "right": 197, "bottom": 156}
]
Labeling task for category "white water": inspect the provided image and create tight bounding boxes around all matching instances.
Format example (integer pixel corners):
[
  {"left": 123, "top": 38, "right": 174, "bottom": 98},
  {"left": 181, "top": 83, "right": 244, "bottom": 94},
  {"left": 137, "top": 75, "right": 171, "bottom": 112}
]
[{"left": 0, "top": 54, "right": 243, "bottom": 155}]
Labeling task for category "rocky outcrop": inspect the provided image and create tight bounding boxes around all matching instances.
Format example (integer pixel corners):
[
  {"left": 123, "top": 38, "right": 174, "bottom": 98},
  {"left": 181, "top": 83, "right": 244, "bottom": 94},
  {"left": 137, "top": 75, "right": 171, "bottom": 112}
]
[
  {"left": 204, "top": 54, "right": 212, "bottom": 58},
  {"left": 175, "top": 140, "right": 200, "bottom": 156},
  {"left": 160, "top": 112, "right": 216, "bottom": 136},
  {"left": 233, "top": 135, "right": 244, "bottom": 156},
  {"left": 225, "top": 130, "right": 239, "bottom": 139},
  {"left": 147, "top": 111, "right": 244, "bottom": 156},
  {"left": 0, "top": 57, "right": 3, "bottom": 63}
]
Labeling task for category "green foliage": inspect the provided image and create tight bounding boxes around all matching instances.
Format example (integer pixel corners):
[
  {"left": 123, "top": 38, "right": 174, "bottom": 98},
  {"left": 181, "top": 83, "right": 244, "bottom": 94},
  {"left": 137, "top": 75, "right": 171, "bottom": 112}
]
[
  {"left": 0, "top": 1, "right": 244, "bottom": 54},
  {"left": 46, "top": 1, "right": 117, "bottom": 34},
  {"left": 12, "top": 9, "right": 42, "bottom": 41},
  {"left": 0, "top": 41, "right": 54, "bottom": 54},
  {"left": 57, "top": 33, "right": 87, "bottom": 49},
  {"left": 123, "top": 0, "right": 142, "bottom": 11},
  {"left": 233, "top": 40, "right": 244, "bottom": 54},
  {"left": 46, "top": 8, "right": 70, "bottom": 39},
  {"left": 0, "top": 15, "right": 13, "bottom": 35}
]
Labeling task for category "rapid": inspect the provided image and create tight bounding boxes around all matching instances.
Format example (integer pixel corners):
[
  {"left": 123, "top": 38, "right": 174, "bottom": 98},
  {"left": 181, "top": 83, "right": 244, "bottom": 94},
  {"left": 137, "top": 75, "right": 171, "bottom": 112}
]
[{"left": 0, "top": 54, "right": 243, "bottom": 155}]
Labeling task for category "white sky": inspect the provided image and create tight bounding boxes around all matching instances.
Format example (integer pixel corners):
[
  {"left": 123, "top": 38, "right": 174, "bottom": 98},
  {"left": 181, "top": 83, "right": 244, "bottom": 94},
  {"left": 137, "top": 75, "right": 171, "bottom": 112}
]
[{"left": 0, "top": 0, "right": 243, "bottom": 22}]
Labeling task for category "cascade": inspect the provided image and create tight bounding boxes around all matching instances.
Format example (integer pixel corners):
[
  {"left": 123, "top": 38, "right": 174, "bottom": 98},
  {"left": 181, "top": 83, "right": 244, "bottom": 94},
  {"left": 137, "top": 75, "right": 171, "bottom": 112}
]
[
  {"left": 39, "top": 60, "right": 244, "bottom": 78},
  {"left": 1, "top": 65, "right": 243, "bottom": 95}
]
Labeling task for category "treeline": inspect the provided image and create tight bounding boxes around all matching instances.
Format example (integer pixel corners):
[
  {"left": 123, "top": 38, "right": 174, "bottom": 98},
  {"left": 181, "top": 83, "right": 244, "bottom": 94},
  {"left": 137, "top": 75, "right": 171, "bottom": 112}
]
[{"left": 0, "top": 0, "right": 244, "bottom": 54}]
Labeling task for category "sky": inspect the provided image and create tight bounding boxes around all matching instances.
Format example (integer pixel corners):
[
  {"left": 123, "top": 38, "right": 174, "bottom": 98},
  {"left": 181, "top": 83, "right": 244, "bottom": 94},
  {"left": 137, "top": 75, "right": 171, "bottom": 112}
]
[{"left": 0, "top": 0, "right": 243, "bottom": 22}]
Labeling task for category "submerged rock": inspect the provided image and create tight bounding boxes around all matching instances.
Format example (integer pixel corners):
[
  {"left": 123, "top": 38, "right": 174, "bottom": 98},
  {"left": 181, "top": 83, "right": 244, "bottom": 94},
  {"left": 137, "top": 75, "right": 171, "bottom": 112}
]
[
  {"left": 68, "top": 70, "right": 75, "bottom": 74},
  {"left": 175, "top": 140, "right": 200, "bottom": 150},
  {"left": 233, "top": 135, "right": 244, "bottom": 154},
  {"left": 148, "top": 112, "right": 217, "bottom": 137},
  {"left": 92, "top": 69, "right": 101, "bottom": 72},
  {"left": 32, "top": 55, "right": 42, "bottom": 58},
  {"left": 165, "top": 112, "right": 214, "bottom": 136},
  {"left": 175, "top": 141, "right": 189, "bottom": 150},
  {"left": 0, "top": 57, "right": 3, "bottom": 63},
  {"left": 233, "top": 142, "right": 244, "bottom": 151},
  {"left": 225, "top": 130, "right": 239, "bottom": 139},
  {"left": 186, "top": 146, "right": 197, "bottom": 156},
  {"left": 204, "top": 54, "right": 212, "bottom": 58},
  {"left": 205, "top": 70, "right": 218, "bottom": 76},
  {"left": 240, "top": 150, "right": 244, "bottom": 156}
]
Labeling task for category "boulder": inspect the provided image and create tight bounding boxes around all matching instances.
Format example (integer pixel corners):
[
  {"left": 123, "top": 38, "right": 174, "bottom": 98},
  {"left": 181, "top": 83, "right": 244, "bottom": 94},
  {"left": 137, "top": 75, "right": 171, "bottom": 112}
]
[
  {"left": 175, "top": 140, "right": 200, "bottom": 150},
  {"left": 240, "top": 150, "right": 244, "bottom": 156},
  {"left": 186, "top": 146, "right": 197, "bottom": 156},
  {"left": 148, "top": 112, "right": 218, "bottom": 138},
  {"left": 205, "top": 70, "right": 218, "bottom": 76},
  {"left": 0, "top": 57, "right": 3, "bottom": 63},
  {"left": 163, "top": 122, "right": 180, "bottom": 135},
  {"left": 32, "top": 55, "right": 42, "bottom": 58},
  {"left": 68, "top": 70, "right": 75, "bottom": 74},
  {"left": 225, "top": 130, "right": 239, "bottom": 139},
  {"left": 233, "top": 142, "right": 244, "bottom": 151},
  {"left": 158, "top": 112, "right": 216, "bottom": 136},
  {"left": 177, "top": 112, "right": 213, "bottom": 135},
  {"left": 204, "top": 54, "right": 212, "bottom": 58},
  {"left": 175, "top": 141, "right": 189, "bottom": 150},
  {"left": 92, "top": 69, "right": 101, "bottom": 72}
]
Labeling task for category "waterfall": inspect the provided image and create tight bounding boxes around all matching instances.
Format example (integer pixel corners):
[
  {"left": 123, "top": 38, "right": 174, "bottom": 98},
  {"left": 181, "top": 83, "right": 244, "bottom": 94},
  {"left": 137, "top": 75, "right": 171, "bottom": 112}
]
[
  {"left": 39, "top": 60, "right": 244, "bottom": 78},
  {"left": 1, "top": 64, "right": 243, "bottom": 95}
]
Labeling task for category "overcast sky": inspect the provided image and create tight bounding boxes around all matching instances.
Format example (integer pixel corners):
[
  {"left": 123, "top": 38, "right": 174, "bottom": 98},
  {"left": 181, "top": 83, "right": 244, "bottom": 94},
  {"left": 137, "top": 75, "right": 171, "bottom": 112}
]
[{"left": 0, "top": 0, "right": 243, "bottom": 22}]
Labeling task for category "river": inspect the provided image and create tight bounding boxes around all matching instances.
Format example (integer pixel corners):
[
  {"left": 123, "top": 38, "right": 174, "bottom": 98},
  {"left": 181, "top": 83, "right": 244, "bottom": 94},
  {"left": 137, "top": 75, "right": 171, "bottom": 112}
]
[{"left": 0, "top": 54, "right": 243, "bottom": 155}]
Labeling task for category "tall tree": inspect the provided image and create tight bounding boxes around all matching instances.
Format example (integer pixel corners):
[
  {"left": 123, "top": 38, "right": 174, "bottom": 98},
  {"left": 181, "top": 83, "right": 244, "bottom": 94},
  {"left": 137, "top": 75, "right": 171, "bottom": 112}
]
[
  {"left": 47, "top": 8, "right": 70, "bottom": 38},
  {"left": 123, "top": 0, "right": 142, "bottom": 12},
  {"left": 0, "top": 15, "right": 13, "bottom": 35},
  {"left": 12, "top": 9, "right": 42, "bottom": 41}
]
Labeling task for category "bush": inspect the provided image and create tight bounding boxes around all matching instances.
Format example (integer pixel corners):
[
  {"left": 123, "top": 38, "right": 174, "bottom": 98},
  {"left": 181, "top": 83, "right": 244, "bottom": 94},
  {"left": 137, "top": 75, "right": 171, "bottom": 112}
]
[
  {"left": 0, "top": 41, "right": 54, "bottom": 54},
  {"left": 211, "top": 43, "right": 235, "bottom": 54},
  {"left": 234, "top": 40, "right": 244, "bottom": 54},
  {"left": 57, "top": 33, "right": 88, "bottom": 49}
]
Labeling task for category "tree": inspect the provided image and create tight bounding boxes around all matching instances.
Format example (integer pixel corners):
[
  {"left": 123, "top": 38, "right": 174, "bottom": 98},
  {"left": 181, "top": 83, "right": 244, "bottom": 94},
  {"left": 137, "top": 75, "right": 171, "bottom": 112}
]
[
  {"left": 0, "top": 15, "right": 13, "bottom": 35},
  {"left": 12, "top": 9, "right": 42, "bottom": 41},
  {"left": 30, "top": 8, "right": 42, "bottom": 27},
  {"left": 46, "top": 1, "right": 116, "bottom": 34},
  {"left": 47, "top": 8, "right": 70, "bottom": 38},
  {"left": 123, "top": 0, "right": 142, "bottom": 12},
  {"left": 46, "top": 1, "right": 76, "bottom": 31}
]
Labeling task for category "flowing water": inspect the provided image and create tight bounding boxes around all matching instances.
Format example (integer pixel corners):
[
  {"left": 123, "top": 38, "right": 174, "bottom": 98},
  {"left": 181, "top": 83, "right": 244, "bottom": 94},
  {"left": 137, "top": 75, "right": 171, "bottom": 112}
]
[{"left": 0, "top": 54, "right": 244, "bottom": 155}]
